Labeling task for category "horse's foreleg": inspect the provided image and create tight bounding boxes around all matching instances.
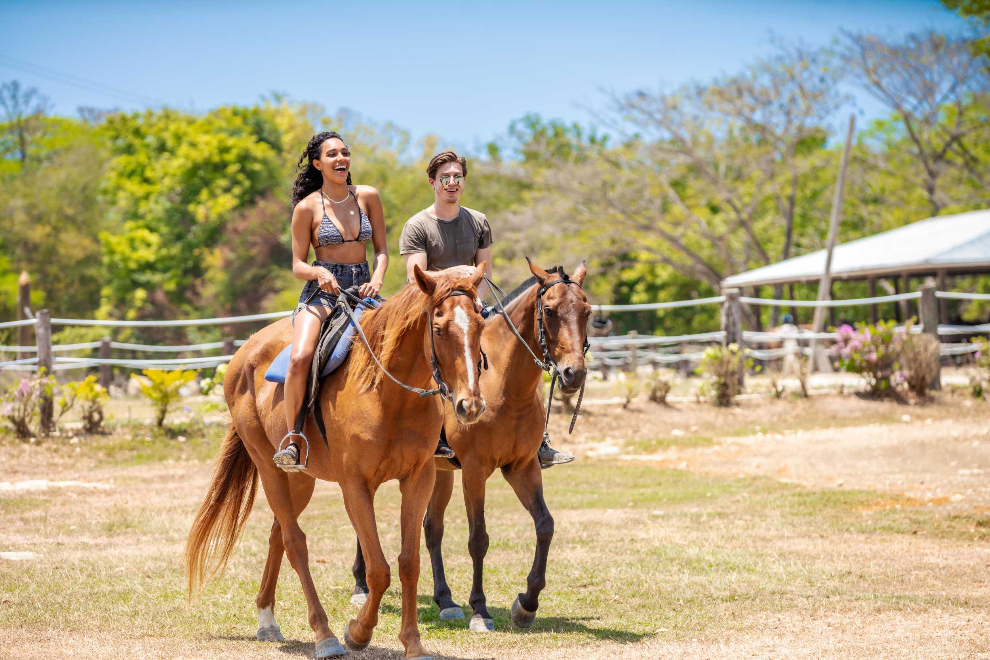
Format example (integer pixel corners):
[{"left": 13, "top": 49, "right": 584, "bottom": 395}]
[
  {"left": 340, "top": 479, "right": 388, "bottom": 652},
  {"left": 395, "top": 461, "right": 435, "bottom": 659},
  {"left": 252, "top": 465, "right": 345, "bottom": 657},
  {"left": 255, "top": 475, "right": 316, "bottom": 642},
  {"left": 462, "top": 466, "right": 495, "bottom": 632},
  {"left": 502, "top": 457, "right": 553, "bottom": 629},
  {"left": 424, "top": 469, "right": 461, "bottom": 618}
]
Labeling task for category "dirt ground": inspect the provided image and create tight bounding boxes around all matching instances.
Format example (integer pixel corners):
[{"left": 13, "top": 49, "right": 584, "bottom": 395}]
[
  {"left": 567, "top": 392, "right": 990, "bottom": 511},
  {"left": 1, "top": 391, "right": 989, "bottom": 660}
]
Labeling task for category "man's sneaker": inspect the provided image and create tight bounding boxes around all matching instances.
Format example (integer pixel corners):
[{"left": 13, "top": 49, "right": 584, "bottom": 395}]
[
  {"left": 538, "top": 443, "right": 574, "bottom": 469},
  {"left": 435, "top": 435, "right": 456, "bottom": 459}
]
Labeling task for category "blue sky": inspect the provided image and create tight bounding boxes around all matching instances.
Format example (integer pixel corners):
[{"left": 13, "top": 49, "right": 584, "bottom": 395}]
[{"left": 0, "top": 0, "right": 968, "bottom": 153}]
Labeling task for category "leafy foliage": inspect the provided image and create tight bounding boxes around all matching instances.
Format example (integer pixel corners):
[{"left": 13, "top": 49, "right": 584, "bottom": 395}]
[
  {"left": 832, "top": 321, "right": 903, "bottom": 394},
  {"left": 61, "top": 375, "right": 109, "bottom": 434},
  {"left": 1, "top": 369, "right": 55, "bottom": 438},
  {"left": 697, "top": 344, "right": 747, "bottom": 407},
  {"left": 137, "top": 369, "right": 198, "bottom": 427},
  {"left": 898, "top": 330, "right": 941, "bottom": 397}
]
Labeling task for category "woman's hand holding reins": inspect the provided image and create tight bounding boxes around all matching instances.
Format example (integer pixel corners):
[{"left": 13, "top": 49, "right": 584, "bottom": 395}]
[
  {"left": 316, "top": 267, "right": 340, "bottom": 294},
  {"left": 358, "top": 280, "right": 382, "bottom": 299}
]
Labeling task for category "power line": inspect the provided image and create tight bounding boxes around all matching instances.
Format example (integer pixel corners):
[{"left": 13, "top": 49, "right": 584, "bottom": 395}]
[{"left": 0, "top": 53, "right": 166, "bottom": 108}]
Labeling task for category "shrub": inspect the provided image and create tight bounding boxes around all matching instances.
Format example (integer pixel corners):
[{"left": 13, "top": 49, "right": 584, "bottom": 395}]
[
  {"left": 619, "top": 373, "right": 641, "bottom": 408},
  {"left": 199, "top": 363, "right": 227, "bottom": 396},
  {"left": 696, "top": 344, "right": 747, "bottom": 407},
  {"left": 832, "top": 321, "right": 902, "bottom": 394},
  {"left": 62, "top": 376, "right": 109, "bottom": 433},
  {"left": 1, "top": 370, "right": 56, "bottom": 438},
  {"left": 898, "top": 330, "right": 941, "bottom": 397},
  {"left": 647, "top": 369, "right": 677, "bottom": 404},
  {"left": 137, "top": 368, "right": 198, "bottom": 427}
]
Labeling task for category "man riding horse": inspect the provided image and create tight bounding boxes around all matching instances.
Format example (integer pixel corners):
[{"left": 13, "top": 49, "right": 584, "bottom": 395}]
[{"left": 399, "top": 150, "right": 574, "bottom": 468}]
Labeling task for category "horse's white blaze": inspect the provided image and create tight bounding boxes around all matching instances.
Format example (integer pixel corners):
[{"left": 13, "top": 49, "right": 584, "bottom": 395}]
[
  {"left": 258, "top": 606, "right": 276, "bottom": 629},
  {"left": 454, "top": 306, "right": 474, "bottom": 391}
]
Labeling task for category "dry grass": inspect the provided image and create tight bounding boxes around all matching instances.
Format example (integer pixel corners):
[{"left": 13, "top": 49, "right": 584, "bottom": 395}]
[{"left": 1, "top": 397, "right": 989, "bottom": 659}]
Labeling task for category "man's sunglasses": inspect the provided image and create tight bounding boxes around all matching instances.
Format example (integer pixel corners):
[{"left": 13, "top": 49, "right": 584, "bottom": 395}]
[{"left": 438, "top": 174, "right": 465, "bottom": 186}]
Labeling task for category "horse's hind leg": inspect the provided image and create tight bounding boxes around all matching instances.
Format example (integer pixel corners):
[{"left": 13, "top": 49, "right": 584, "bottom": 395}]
[
  {"left": 250, "top": 458, "right": 345, "bottom": 658},
  {"left": 462, "top": 466, "right": 495, "bottom": 632},
  {"left": 425, "top": 469, "right": 462, "bottom": 619},
  {"left": 502, "top": 457, "right": 553, "bottom": 629},
  {"left": 255, "top": 475, "right": 316, "bottom": 642}
]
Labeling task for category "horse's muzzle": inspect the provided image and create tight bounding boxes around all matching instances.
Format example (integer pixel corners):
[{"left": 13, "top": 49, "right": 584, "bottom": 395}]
[
  {"left": 558, "top": 364, "right": 587, "bottom": 393},
  {"left": 454, "top": 395, "right": 486, "bottom": 424}
]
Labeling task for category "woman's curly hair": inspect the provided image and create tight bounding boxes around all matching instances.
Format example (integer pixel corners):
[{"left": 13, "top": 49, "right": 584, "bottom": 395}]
[{"left": 291, "top": 131, "right": 352, "bottom": 207}]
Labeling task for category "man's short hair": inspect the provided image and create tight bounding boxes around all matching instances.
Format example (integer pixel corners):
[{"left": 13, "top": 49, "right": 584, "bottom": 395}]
[{"left": 427, "top": 151, "right": 468, "bottom": 180}]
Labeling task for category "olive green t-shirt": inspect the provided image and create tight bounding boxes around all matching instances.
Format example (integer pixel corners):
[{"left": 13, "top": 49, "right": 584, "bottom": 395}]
[{"left": 398, "top": 206, "right": 493, "bottom": 270}]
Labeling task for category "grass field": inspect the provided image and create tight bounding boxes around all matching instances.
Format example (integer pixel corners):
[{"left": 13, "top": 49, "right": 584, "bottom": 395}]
[{"left": 1, "top": 396, "right": 989, "bottom": 659}]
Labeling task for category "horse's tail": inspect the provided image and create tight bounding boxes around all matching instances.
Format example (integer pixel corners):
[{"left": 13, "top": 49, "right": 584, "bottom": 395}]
[{"left": 185, "top": 424, "right": 258, "bottom": 599}]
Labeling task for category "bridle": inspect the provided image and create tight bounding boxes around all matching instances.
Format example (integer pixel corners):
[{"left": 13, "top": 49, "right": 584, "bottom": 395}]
[
  {"left": 338, "top": 287, "right": 483, "bottom": 403},
  {"left": 484, "top": 273, "right": 590, "bottom": 444}
]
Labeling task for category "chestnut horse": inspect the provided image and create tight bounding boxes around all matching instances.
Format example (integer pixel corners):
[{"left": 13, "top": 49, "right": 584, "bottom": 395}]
[
  {"left": 186, "top": 264, "right": 487, "bottom": 660},
  {"left": 351, "top": 260, "right": 590, "bottom": 632}
]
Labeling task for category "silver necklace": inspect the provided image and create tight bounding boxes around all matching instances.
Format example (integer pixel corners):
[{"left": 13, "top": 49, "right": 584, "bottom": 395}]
[{"left": 322, "top": 189, "right": 355, "bottom": 215}]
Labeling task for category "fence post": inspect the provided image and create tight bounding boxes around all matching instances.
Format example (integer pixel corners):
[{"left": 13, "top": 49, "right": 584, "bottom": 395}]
[
  {"left": 99, "top": 338, "right": 112, "bottom": 389},
  {"left": 36, "top": 309, "right": 53, "bottom": 435},
  {"left": 625, "top": 331, "right": 638, "bottom": 373},
  {"left": 222, "top": 337, "right": 236, "bottom": 356},
  {"left": 17, "top": 271, "right": 31, "bottom": 349},
  {"left": 919, "top": 280, "right": 941, "bottom": 391},
  {"left": 721, "top": 288, "right": 744, "bottom": 388}
]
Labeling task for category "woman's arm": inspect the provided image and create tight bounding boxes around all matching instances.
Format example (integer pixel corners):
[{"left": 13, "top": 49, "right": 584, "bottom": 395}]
[
  {"left": 358, "top": 185, "right": 388, "bottom": 298},
  {"left": 291, "top": 199, "right": 338, "bottom": 292}
]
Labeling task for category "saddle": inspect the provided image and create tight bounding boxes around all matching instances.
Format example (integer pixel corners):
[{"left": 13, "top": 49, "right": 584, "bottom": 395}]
[{"left": 264, "top": 295, "right": 381, "bottom": 417}]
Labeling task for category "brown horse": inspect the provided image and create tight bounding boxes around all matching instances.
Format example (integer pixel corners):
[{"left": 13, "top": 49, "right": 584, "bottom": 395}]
[
  {"left": 186, "top": 264, "right": 487, "bottom": 660},
  {"left": 351, "top": 259, "right": 590, "bottom": 633}
]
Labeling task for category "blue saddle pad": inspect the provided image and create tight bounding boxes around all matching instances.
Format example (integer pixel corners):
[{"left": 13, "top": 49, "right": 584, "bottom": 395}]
[{"left": 264, "top": 299, "right": 377, "bottom": 384}]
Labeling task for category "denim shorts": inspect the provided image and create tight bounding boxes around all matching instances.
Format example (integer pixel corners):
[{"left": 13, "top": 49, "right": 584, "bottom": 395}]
[{"left": 295, "top": 261, "right": 370, "bottom": 313}]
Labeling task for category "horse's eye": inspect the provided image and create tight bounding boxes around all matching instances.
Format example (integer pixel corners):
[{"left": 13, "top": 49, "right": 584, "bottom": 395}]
[
  {"left": 545, "top": 307, "right": 555, "bottom": 317},
  {"left": 434, "top": 327, "right": 443, "bottom": 337}
]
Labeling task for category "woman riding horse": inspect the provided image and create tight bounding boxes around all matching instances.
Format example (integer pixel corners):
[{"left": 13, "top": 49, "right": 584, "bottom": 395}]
[
  {"left": 274, "top": 130, "right": 389, "bottom": 470},
  {"left": 186, "top": 263, "right": 488, "bottom": 660}
]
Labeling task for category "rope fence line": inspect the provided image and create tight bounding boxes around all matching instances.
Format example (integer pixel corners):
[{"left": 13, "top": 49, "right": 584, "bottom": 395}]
[
  {"left": 935, "top": 291, "right": 990, "bottom": 301},
  {"left": 592, "top": 296, "right": 725, "bottom": 312},
  {"left": 739, "top": 291, "right": 921, "bottom": 308}
]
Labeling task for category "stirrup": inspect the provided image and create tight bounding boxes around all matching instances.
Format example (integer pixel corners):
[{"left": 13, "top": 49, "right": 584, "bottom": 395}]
[
  {"left": 435, "top": 436, "right": 456, "bottom": 459},
  {"left": 274, "top": 430, "right": 309, "bottom": 472}
]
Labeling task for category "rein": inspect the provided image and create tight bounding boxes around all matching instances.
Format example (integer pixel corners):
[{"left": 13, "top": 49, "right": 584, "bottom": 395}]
[
  {"left": 337, "top": 287, "right": 474, "bottom": 402},
  {"left": 484, "top": 274, "right": 590, "bottom": 444}
]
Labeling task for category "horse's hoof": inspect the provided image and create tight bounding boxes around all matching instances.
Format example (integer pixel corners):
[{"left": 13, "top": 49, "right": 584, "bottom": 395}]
[
  {"left": 315, "top": 636, "right": 346, "bottom": 658},
  {"left": 439, "top": 606, "right": 464, "bottom": 620},
  {"left": 469, "top": 614, "right": 495, "bottom": 633},
  {"left": 511, "top": 595, "right": 536, "bottom": 629},
  {"left": 350, "top": 590, "right": 368, "bottom": 607},
  {"left": 256, "top": 625, "right": 285, "bottom": 642},
  {"left": 344, "top": 621, "right": 370, "bottom": 651}
]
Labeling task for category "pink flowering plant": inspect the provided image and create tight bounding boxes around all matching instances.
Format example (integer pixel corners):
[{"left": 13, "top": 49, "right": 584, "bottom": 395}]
[
  {"left": 832, "top": 320, "right": 903, "bottom": 394},
  {"left": 1, "top": 369, "right": 57, "bottom": 438}
]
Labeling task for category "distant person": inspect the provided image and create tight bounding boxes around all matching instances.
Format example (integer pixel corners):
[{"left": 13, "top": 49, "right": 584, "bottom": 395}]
[
  {"left": 398, "top": 150, "right": 574, "bottom": 468},
  {"left": 779, "top": 313, "right": 800, "bottom": 375},
  {"left": 273, "top": 131, "right": 389, "bottom": 471}
]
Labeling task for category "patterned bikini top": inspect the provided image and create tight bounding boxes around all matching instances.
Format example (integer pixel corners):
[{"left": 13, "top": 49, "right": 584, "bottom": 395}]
[{"left": 317, "top": 190, "right": 373, "bottom": 247}]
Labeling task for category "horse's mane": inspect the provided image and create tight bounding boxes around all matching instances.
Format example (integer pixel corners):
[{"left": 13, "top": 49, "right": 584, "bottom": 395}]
[
  {"left": 348, "top": 271, "right": 479, "bottom": 392},
  {"left": 499, "top": 265, "right": 567, "bottom": 313}
]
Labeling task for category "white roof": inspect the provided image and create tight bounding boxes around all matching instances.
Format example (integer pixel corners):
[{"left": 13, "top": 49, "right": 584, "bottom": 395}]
[{"left": 722, "top": 209, "right": 990, "bottom": 289}]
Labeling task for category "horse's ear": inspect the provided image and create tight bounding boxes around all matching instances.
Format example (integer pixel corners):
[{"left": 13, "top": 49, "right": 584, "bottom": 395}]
[
  {"left": 413, "top": 264, "right": 437, "bottom": 296},
  {"left": 572, "top": 260, "right": 587, "bottom": 286},
  {"left": 526, "top": 257, "right": 551, "bottom": 285},
  {"left": 470, "top": 262, "right": 486, "bottom": 288}
]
